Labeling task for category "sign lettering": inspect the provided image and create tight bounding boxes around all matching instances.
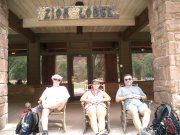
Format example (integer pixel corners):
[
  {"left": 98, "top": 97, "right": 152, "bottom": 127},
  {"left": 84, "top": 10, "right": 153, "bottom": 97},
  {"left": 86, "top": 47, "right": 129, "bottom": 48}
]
[{"left": 38, "top": 6, "right": 119, "bottom": 20}]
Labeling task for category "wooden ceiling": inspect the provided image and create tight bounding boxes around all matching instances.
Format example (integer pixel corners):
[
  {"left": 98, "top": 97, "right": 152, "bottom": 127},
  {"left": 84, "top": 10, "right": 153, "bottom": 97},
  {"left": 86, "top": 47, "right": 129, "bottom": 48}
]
[{"left": 7, "top": 0, "right": 148, "bottom": 34}]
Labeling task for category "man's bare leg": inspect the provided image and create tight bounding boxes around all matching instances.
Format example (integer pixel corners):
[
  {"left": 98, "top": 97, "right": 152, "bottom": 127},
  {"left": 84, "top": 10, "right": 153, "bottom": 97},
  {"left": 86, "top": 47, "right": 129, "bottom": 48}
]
[
  {"left": 129, "top": 109, "right": 142, "bottom": 132},
  {"left": 42, "top": 108, "right": 50, "bottom": 131},
  {"left": 140, "top": 108, "right": 151, "bottom": 129}
]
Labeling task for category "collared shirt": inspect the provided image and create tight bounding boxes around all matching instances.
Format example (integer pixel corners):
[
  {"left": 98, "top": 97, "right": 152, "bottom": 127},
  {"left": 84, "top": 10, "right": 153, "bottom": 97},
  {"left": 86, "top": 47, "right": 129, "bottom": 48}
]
[{"left": 116, "top": 86, "right": 146, "bottom": 108}]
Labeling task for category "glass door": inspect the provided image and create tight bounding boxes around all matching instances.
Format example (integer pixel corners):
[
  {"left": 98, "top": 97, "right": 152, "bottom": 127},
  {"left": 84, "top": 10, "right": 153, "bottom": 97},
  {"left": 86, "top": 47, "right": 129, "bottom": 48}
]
[{"left": 72, "top": 55, "right": 88, "bottom": 97}]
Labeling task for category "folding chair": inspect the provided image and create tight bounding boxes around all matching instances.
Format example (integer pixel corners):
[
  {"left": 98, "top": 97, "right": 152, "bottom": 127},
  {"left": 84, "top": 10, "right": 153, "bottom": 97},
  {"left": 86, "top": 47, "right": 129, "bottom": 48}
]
[
  {"left": 39, "top": 102, "right": 67, "bottom": 132},
  {"left": 81, "top": 84, "right": 110, "bottom": 134},
  {"left": 119, "top": 85, "right": 153, "bottom": 133}
]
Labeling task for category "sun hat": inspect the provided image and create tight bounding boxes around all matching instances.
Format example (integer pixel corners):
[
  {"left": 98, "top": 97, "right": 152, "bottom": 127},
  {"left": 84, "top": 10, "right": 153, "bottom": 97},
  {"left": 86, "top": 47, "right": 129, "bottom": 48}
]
[{"left": 92, "top": 78, "right": 103, "bottom": 83}]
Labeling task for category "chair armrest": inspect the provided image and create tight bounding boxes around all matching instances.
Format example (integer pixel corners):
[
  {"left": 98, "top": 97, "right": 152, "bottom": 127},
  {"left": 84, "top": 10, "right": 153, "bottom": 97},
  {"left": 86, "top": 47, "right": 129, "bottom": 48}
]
[
  {"left": 81, "top": 101, "right": 85, "bottom": 107},
  {"left": 81, "top": 101, "right": 86, "bottom": 111},
  {"left": 144, "top": 100, "right": 153, "bottom": 108},
  {"left": 105, "top": 101, "right": 110, "bottom": 106},
  {"left": 121, "top": 101, "right": 126, "bottom": 113},
  {"left": 105, "top": 101, "right": 110, "bottom": 111}
]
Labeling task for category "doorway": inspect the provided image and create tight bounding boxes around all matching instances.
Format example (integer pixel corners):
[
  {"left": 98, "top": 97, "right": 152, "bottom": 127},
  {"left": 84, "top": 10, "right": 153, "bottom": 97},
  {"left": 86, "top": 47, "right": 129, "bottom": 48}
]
[{"left": 70, "top": 55, "right": 89, "bottom": 98}]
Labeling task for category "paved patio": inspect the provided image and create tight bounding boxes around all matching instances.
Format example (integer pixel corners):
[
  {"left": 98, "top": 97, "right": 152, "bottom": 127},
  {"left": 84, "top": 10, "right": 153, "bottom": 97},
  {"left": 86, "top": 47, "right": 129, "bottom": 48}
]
[{"left": 1, "top": 94, "right": 152, "bottom": 135}]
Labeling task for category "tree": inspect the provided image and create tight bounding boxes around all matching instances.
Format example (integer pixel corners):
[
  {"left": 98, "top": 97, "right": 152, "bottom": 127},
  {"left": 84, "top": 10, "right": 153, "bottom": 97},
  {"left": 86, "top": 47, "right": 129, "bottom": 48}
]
[
  {"left": 142, "top": 54, "right": 153, "bottom": 77},
  {"left": 56, "top": 55, "right": 67, "bottom": 80},
  {"left": 132, "top": 59, "right": 142, "bottom": 80},
  {"left": 93, "top": 54, "right": 104, "bottom": 79},
  {"left": 8, "top": 56, "right": 27, "bottom": 81},
  {"left": 132, "top": 53, "right": 153, "bottom": 80}
]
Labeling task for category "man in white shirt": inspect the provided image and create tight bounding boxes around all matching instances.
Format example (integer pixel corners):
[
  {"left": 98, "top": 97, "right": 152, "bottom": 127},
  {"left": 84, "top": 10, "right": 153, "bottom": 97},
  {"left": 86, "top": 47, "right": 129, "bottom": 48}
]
[{"left": 36, "top": 74, "right": 70, "bottom": 135}]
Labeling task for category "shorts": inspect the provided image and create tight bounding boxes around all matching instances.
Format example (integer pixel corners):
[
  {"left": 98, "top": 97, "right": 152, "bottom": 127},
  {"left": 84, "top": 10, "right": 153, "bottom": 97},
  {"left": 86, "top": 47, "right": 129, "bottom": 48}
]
[
  {"left": 126, "top": 100, "right": 148, "bottom": 112},
  {"left": 86, "top": 103, "right": 106, "bottom": 113}
]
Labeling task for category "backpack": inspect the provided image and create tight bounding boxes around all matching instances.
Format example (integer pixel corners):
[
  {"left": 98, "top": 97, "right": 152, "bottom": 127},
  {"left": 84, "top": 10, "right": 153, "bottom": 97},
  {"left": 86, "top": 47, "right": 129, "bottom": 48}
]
[
  {"left": 152, "top": 103, "right": 180, "bottom": 135},
  {"left": 16, "top": 109, "right": 39, "bottom": 135}
]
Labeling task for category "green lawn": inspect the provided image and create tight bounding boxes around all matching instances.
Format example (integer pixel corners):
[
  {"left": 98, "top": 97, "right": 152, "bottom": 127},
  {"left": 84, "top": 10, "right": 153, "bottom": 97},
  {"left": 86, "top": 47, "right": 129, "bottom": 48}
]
[{"left": 74, "top": 82, "right": 85, "bottom": 89}]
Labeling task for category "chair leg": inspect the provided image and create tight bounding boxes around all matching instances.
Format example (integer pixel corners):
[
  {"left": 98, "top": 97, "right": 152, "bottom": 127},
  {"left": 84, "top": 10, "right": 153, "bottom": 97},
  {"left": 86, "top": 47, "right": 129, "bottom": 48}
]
[
  {"left": 121, "top": 113, "right": 127, "bottom": 133},
  {"left": 106, "top": 115, "right": 110, "bottom": 133},
  {"left": 62, "top": 119, "right": 66, "bottom": 132},
  {"left": 83, "top": 116, "right": 88, "bottom": 134},
  {"left": 123, "top": 117, "right": 127, "bottom": 133},
  {"left": 57, "top": 108, "right": 66, "bottom": 132},
  {"left": 106, "top": 122, "right": 110, "bottom": 133}
]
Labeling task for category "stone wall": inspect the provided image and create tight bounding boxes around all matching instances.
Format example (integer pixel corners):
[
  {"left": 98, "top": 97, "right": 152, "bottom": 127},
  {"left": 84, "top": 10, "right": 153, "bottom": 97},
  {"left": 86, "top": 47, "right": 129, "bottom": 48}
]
[
  {"left": 0, "top": 0, "right": 8, "bottom": 130},
  {"left": 147, "top": 0, "right": 180, "bottom": 115}
]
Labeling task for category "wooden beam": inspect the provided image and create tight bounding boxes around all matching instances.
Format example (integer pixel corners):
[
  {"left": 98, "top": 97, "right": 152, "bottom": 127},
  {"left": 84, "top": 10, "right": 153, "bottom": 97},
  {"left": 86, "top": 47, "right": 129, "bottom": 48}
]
[
  {"left": 23, "top": 17, "right": 135, "bottom": 28},
  {"left": 9, "top": 43, "right": 27, "bottom": 50},
  {"left": 39, "top": 32, "right": 121, "bottom": 42},
  {"left": 122, "top": 8, "right": 149, "bottom": 40},
  {"left": 131, "top": 41, "right": 151, "bottom": 48},
  {"left": 8, "top": 10, "right": 35, "bottom": 42}
]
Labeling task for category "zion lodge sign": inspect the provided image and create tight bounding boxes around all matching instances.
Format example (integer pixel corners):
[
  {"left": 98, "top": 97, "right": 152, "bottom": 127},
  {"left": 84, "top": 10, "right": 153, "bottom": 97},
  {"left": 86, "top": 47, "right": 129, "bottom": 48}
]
[{"left": 38, "top": 6, "right": 119, "bottom": 20}]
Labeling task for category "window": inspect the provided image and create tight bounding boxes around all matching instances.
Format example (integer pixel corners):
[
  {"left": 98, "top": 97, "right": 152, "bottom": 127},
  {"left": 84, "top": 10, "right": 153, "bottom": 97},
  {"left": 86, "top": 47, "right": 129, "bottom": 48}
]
[
  {"left": 8, "top": 56, "right": 27, "bottom": 84},
  {"left": 55, "top": 55, "right": 67, "bottom": 82},
  {"left": 92, "top": 54, "right": 105, "bottom": 80},
  {"left": 132, "top": 53, "right": 154, "bottom": 81}
]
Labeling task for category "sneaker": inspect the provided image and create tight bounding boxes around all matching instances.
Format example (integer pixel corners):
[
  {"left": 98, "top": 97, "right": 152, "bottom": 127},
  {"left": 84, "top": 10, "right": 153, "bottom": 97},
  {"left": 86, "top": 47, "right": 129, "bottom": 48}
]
[
  {"left": 42, "top": 130, "right": 48, "bottom": 135},
  {"left": 148, "top": 130, "right": 155, "bottom": 135},
  {"left": 99, "top": 130, "right": 108, "bottom": 135},
  {"left": 139, "top": 128, "right": 151, "bottom": 135}
]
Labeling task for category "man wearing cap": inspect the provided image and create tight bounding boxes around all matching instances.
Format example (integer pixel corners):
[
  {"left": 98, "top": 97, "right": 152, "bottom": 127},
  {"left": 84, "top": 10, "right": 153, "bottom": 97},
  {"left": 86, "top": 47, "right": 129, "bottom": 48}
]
[{"left": 37, "top": 74, "right": 70, "bottom": 135}]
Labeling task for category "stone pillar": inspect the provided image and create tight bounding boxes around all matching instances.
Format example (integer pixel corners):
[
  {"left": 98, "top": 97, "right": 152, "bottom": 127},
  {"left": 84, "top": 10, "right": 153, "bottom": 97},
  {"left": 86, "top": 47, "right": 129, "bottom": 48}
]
[
  {"left": 119, "top": 40, "right": 132, "bottom": 82},
  {"left": 0, "top": 0, "right": 8, "bottom": 129},
  {"left": 147, "top": 0, "right": 180, "bottom": 114},
  {"left": 27, "top": 42, "right": 40, "bottom": 85}
]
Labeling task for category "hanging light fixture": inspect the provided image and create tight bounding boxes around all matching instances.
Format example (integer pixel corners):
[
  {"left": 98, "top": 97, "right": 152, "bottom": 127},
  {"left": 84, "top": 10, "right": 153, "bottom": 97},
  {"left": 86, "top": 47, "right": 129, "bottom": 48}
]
[
  {"left": 75, "top": 1, "right": 84, "bottom": 35},
  {"left": 141, "top": 48, "right": 145, "bottom": 52}
]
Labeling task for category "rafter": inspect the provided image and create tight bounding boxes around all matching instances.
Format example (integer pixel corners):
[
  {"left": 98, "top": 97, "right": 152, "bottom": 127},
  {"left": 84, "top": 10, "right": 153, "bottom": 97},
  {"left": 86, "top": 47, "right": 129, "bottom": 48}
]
[
  {"left": 122, "top": 8, "right": 149, "bottom": 40},
  {"left": 8, "top": 10, "right": 35, "bottom": 42}
]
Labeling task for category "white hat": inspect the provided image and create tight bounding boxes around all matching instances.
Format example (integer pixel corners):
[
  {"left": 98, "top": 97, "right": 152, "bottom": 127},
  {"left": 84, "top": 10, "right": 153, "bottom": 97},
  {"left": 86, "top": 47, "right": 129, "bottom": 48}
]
[{"left": 51, "top": 74, "right": 63, "bottom": 80}]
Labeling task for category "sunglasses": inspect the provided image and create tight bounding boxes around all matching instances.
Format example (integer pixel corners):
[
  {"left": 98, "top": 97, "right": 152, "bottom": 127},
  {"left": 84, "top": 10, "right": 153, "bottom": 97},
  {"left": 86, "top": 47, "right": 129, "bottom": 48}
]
[
  {"left": 124, "top": 78, "right": 132, "bottom": 81},
  {"left": 53, "top": 78, "right": 61, "bottom": 81},
  {"left": 93, "top": 82, "right": 100, "bottom": 85}
]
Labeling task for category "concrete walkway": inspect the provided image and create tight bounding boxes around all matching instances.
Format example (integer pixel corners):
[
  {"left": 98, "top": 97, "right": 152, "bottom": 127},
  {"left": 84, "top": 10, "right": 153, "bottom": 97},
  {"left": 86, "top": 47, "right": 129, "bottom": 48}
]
[{"left": 1, "top": 96, "right": 140, "bottom": 135}]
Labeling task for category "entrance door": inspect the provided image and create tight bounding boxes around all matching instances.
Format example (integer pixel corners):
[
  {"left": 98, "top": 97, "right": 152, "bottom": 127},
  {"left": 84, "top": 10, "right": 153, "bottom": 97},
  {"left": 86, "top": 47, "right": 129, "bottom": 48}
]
[{"left": 71, "top": 55, "right": 88, "bottom": 98}]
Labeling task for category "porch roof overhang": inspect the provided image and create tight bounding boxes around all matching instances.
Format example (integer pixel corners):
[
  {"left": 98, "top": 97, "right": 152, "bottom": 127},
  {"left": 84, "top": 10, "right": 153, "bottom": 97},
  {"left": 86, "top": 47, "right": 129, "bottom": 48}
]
[{"left": 7, "top": 0, "right": 151, "bottom": 54}]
